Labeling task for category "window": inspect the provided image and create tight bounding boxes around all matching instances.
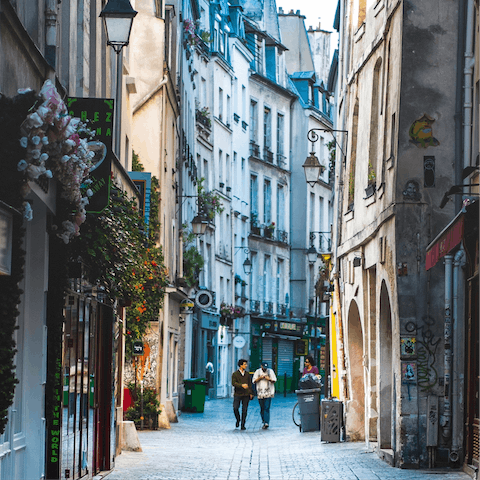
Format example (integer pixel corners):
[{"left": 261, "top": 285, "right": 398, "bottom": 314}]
[
  {"left": 250, "top": 100, "right": 258, "bottom": 143},
  {"left": 242, "top": 85, "right": 246, "bottom": 120},
  {"left": 226, "top": 95, "right": 231, "bottom": 126},
  {"left": 203, "top": 159, "right": 209, "bottom": 189},
  {"left": 250, "top": 175, "right": 258, "bottom": 217},
  {"left": 219, "top": 150, "right": 223, "bottom": 184},
  {"left": 309, "top": 192, "right": 315, "bottom": 233},
  {"left": 264, "top": 178, "right": 272, "bottom": 224},
  {"left": 276, "top": 185, "right": 285, "bottom": 231},
  {"left": 276, "top": 259, "right": 284, "bottom": 306},
  {"left": 276, "top": 113, "right": 284, "bottom": 156},
  {"left": 264, "top": 255, "right": 271, "bottom": 302},
  {"left": 264, "top": 107, "right": 272, "bottom": 150},
  {"left": 226, "top": 153, "right": 230, "bottom": 187},
  {"left": 265, "top": 46, "right": 276, "bottom": 82},
  {"left": 218, "top": 88, "right": 223, "bottom": 122}
]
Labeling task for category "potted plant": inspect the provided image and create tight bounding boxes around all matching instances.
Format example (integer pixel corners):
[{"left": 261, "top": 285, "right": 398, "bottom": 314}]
[
  {"left": 197, "top": 177, "right": 224, "bottom": 221},
  {"left": 365, "top": 161, "right": 376, "bottom": 198},
  {"left": 250, "top": 212, "right": 260, "bottom": 235},
  {"left": 265, "top": 222, "right": 275, "bottom": 239}
]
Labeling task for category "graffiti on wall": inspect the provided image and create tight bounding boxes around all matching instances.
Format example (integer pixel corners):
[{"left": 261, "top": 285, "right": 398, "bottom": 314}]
[
  {"left": 409, "top": 114, "right": 440, "bottom": 148},
  {"left": 405, "top": 316, "right": 440, "bottom": 392}
]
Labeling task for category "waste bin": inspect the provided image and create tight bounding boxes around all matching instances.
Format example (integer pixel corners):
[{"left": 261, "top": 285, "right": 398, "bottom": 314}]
[
  {"left": 295, "top": 388, "right": 321, "bottom": 432},
  {"left": 321, "top": 399, "right": 343, "bottom": 442},
  {"left": 183, "top": 378, "right": 208, "bottom": 413}
]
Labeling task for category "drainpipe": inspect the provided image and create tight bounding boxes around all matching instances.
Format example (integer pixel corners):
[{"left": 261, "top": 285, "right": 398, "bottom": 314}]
[
  {"left": 45, "top": 0, "right": 58, "bottom": 69},
  {"left": 440, "top": 255, "right": 453, "bottom": 439},
  {"left": 463, "top": 0, "right": 475, "bottom": 173},
  {"left": 450, "top": 247, "right": 466, "bottom": 462}
]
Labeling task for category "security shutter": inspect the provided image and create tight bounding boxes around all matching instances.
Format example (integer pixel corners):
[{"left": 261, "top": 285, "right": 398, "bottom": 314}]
[
  {"left": 262, "top": 337, "right": 273, "bottom": 368},
  {"left": 277, "top": 339, "right": 293, "bottom": 376}
]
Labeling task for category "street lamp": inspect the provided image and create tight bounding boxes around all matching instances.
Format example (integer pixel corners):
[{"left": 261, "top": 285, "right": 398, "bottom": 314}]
[
  {"left": 302, "top": 151, "right": 325, "bottom": 187},
  {"left": 191, "top": 214, "right": 209, "bottom": 236},
  {"left": 100, "top": 0, "right": 137, "bottom": 54},
  {"left": 100, "top": 0, "right": 137, "bottom": 156},
  {"left": 307, "top": 245, "right": 317, "bottom": 263},
  {"left": 242, "top": 257, "right": 252, "bottom": 276},
  {"left": 304, "top": 128, "right": 349, "bottom": 187}
]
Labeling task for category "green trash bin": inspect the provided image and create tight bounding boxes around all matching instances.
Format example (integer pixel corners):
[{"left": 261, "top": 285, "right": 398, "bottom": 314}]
[{"left": 183, "top": 378, "right": 208, "bottom": 412}]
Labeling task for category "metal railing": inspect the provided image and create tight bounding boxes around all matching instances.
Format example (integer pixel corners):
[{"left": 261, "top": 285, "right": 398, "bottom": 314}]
[
  {"left": 264, "top": 301, "right": 273, "bottom": 315},
  {"left": 263, "top": 147, "right": 274, "bottom": 164},
  {"left": 249, "top": 142, "right": 260, "bottom": 158},
  {"left": 250, "top": 300, "right": 260, "bottom": 314},
  {"left": 277, "top": 230, "right": 288, "bottom": 244}
]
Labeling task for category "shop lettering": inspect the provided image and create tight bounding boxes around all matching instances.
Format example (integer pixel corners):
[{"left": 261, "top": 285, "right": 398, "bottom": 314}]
[{"left": 279, "top": 322, "right": 297, "bottom": 331}]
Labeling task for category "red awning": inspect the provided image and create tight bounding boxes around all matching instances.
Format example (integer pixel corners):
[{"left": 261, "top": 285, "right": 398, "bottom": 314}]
[{"left": 426, "top": 215, "right": 464, "bottom": 270}]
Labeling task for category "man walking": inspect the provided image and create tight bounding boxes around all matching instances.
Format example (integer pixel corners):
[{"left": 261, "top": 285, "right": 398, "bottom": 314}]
[
  {"left": 252, "top": 362, "right": 277, "bottom": 429},
  {"left": 232, "top": 359, "right": 253, "bottom": 430}
]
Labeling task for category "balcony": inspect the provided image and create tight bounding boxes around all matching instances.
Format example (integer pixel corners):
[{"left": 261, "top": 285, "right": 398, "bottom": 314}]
[
  {"left": 249, "top": 141, "right": 260, "bottom": 158},
  {"left": 309, "top": 231, "right": 332, "bottom": 253},
  {"left": 263, "top": 147, "right": 274, "bottom": 164},
  {"left": 277, "top": 230, "right": 288, "bottom": 244},
  {"left": 264, "top": 301, "right": 274, "bottom": 315},
  {"left": 277, "top": 303, "right": 287, "bottom": 317},
  {"left": 276, "top": 153, "right": 287, "bottom": 169},
  {"left": 250, "top": 300, "right": 260, "bottom": 314}
]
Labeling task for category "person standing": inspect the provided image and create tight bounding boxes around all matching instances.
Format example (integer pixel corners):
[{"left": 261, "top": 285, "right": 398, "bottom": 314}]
[
  {"left": 302, "top": 355, "right": 319, "bottom": 376},
  {"left": 232, "top": 359, "right": 253, "bottom": 430},
  {"left": 252, "top": 362, "right": 277, "bottom": 429}
]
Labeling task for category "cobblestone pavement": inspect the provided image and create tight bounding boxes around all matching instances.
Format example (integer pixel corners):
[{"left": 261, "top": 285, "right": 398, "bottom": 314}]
[{"left": 108, "top": 395, "right": 471, "bottom": 480}]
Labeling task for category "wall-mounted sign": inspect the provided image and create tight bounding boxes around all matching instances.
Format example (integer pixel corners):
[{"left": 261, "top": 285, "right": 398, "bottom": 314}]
[
  {"left": 233, "top": 335, "right": 246, "bottom": 349},
  {"left": 180, "top": 299, "right": 195, "bottom": 311},
  {"left": 401, "top": 337, "right": 416, "bottom": 357},
  {"left": 67, "top": 97, "right": 114, "bottom": 213},
  {"left": 133, "top": 341, "right": 144, "bottom": 356}
]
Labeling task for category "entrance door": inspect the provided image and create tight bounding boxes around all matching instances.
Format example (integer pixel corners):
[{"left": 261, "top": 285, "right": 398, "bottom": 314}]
[{"left": 93, "top": 304, "right": 114, "bottom": 473}]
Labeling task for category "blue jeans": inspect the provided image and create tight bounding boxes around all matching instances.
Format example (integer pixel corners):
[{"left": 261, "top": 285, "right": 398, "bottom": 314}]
[{"left": 258, "top": 397, "right": 272, "bottom": 424}]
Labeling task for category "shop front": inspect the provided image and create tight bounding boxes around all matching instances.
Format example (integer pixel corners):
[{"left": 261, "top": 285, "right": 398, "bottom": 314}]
[{"left": 250, "top": 318, "right": 305, "bottom": 393}]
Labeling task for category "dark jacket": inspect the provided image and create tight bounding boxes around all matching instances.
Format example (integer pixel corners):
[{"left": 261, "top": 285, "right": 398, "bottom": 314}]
[{"left": 232, "top": 369, "right": 253, "bottom": 397}]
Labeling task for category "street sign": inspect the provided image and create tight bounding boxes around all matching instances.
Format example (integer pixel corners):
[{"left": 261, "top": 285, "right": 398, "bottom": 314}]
[{"left": 133, "top": 341, "right": 144, "bottom": 356}]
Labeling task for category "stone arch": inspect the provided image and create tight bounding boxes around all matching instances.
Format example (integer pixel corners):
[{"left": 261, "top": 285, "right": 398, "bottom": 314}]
[
  {"left": 346, "top": 299, "right": 365, "bottom": 441},
  {"left": 379, "top": 280, "right": 393, "bottom": 449}
]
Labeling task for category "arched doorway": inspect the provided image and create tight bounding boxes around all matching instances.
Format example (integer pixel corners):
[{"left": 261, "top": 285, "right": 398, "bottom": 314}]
[
  {"left": 346, "top": 300, "right": 365, "bottom": 441},
  {"left": 379, "top": 280, "right": 393, "bottom": 449}
]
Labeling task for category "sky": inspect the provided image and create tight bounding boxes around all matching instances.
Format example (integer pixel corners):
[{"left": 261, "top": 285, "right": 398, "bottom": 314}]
[{"left": 275, "top": 0, "right": 339, "bottom": 57}]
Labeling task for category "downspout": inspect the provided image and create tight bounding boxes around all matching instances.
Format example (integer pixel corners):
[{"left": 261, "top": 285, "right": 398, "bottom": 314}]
[
  {"left": 462, "top": 0, "right": 475, "bottom": 173},
  {"left": 440, "top": 254, "right": 453, "bottom": 440},
  {"left": 45, "top": 0, "right": 58, "bottom": 69},
  {"left": 332, "top": 0, "right": 348, "bottom": 404},
  {"left": 450, "top": 247, "right": 466, "bottom": 463},
  {"left": 454, "top": 0, "right": 467, "bottom": 212}
]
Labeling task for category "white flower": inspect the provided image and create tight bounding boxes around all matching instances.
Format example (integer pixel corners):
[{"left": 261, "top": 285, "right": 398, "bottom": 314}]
[
  {"left": 62, "top": 155, "right": 70, "bottom": 163},
  {"left": 17, "top": 160, "right": 28, "bottom": 171},
  {"left": 45, "top": 170, "right": 53, "bottom": 178},
  {"left": 42, "top": 136, "right": 49, "bottom": 145},
  {"left": 31, "top": 136, "right": 41, "bottom": 145},
  {"left": 29, "top": 113, "right": 43, "bottom": 128},
  {"left": 65, "top": 139, "right": 76, "bottom": 149},
  {"left": 40, "top": 153, "right": 49, "bottom": 162},
  {"left": 23, "top": 201, "right": 33, "bottom": 221},
  {"left": 80, "top": 197, "right": 90, "bottom": 207},
  {"left": 31, "top": 149, "right": 41, "bottom": 159},
  {"left": 83, "top": 179, "right": 93, "bottom": 184},
  {"left": 20, "top": 137, "right": 28, "bottom": 148},
  {"left": 86, "top": 189, "right": 93, "bottom": 197}
]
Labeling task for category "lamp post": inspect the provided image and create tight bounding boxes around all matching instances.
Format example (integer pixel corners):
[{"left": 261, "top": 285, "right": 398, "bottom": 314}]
[
  {"left": 234, "top": 246, "right": 252, "bottom": 276},
  {"left": 100, "top": 0, "right": 137, "bottom": 156},
  {"left": 191, "top": 214, "right": 209, "bottom": 236}
]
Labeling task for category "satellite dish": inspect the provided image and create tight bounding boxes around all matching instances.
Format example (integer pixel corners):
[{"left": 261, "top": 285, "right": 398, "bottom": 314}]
[{"left": 195, "top": 290, "right": 213, "bottom": 309}]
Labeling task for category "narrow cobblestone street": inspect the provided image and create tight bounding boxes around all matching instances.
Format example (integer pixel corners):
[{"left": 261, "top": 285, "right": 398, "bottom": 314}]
[{"left": 107, "top": 395, "right": 471, "bottom": 480}]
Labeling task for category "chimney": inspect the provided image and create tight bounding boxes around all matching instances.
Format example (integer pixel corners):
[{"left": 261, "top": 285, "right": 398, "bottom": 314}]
[
  {"left": 278, "top": 6, "right": 284, "bottom": 13},
  {"left": 296, "top": 9, "right": 300, "bottom": 15},
  {"left": 289, "top": 9, "right": 294, "bottom": 14}
]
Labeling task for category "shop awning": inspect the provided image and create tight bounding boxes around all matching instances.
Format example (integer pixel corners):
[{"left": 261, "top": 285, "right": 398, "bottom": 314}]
[{"left": 426, "top": 213, "right": 464, "bottom": 271}]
